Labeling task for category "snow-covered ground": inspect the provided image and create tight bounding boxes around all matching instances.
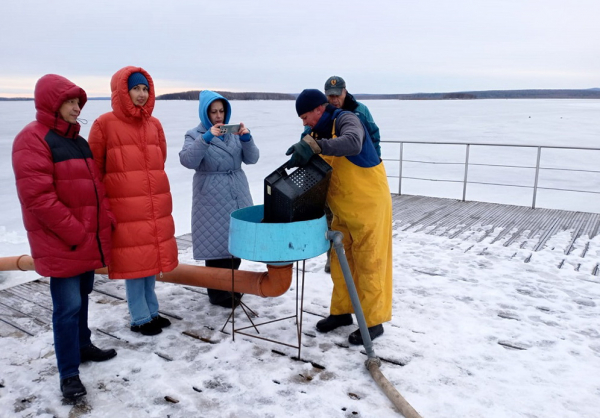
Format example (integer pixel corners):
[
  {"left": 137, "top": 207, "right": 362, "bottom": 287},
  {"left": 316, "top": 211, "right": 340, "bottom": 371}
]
[{"left": 0, "top": 99, "right": 599, "bottom": 417}]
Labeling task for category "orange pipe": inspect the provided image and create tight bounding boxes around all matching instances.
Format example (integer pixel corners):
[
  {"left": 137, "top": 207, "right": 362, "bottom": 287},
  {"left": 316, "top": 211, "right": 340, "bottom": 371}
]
[
  {"left": 0, "top": 255, "right": 35, "bottom": 272},
  {"left": 159, "top": 263, "right": 293, "bottom": 298},
  {"left": 0, "top": 255, "right": 293, "bottom": 298}
]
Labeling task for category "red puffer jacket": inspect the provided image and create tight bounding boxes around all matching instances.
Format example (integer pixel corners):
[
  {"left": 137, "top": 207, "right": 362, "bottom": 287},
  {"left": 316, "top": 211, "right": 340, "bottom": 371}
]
[
  {"left": 12, "top": 74, "right": 114, "bottom": 278},
  {"left": 88, "top": 66, "right": 178, "bottom": 279}
]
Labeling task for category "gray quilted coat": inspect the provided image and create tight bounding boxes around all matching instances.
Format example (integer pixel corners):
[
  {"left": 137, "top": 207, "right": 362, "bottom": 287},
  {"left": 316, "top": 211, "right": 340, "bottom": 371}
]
[{"left": 179, "top": 91, "right": 260, "bottom": 260}]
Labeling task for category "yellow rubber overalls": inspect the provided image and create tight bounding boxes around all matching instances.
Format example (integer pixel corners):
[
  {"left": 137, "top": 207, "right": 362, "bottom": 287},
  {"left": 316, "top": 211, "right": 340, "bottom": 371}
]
[{"left": 321, "top": 122, "right": 393, "bottom": 327}]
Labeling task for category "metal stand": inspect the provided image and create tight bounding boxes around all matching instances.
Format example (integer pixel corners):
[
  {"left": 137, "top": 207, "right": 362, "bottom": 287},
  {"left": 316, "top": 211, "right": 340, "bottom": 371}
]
[{"left": 221, "top": 260, "right": 307, "bottom": 359}]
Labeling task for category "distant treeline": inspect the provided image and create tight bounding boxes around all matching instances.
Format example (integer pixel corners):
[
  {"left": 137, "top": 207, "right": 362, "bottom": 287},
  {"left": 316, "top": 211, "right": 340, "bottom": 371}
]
[
  {"left": 354, "top": 89, "right": 600, "bottom": 100},
  {"left": 156, "top": 88, "right": 600, "bottom": 101},
  {"left": 0, "top": 97, "right": 33, "bottom": 101},
  {"left": 4, "top": 88, "right": 600, "bottom": 101},
  {"left": 156, "top": 90, "right": 296, "bottom": 100}
]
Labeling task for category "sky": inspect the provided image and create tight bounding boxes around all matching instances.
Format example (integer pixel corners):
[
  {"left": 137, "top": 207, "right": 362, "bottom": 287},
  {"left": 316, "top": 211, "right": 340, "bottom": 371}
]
[{"left": 1, "top": 0, "right": 600, "bottom": 98}]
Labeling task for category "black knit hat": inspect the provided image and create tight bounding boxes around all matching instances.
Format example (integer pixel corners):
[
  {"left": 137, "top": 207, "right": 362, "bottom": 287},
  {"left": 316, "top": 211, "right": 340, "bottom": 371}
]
[{"left": 295, "top": 89, "right": 328, "bottom": 116}]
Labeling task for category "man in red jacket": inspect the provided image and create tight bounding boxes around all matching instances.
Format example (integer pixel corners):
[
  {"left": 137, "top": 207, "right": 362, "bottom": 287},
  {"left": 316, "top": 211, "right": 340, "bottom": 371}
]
[{"left": 12, "top": 74, "right": 117, "bottom": 400}]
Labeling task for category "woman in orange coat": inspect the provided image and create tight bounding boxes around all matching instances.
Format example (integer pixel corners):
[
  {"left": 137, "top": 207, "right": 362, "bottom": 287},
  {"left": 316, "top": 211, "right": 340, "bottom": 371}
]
[{"left": 89, "top": 66, "right": 178, "bottom": 336}]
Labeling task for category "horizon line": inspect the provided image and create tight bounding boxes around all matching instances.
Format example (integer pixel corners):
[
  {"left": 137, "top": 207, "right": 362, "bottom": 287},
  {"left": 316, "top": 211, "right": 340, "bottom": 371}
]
[{"left": 2, "top": 87, "right": 599, "bottom": 101}]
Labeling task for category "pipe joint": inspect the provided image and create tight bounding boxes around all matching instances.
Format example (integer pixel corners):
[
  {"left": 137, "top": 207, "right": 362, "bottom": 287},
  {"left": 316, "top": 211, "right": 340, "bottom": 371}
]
[
  {"left": 365, "top": 357, "right": 382, "bottom": 369},
  {"left": 326, "top": 230, "right": 344, "bottom": 247}
]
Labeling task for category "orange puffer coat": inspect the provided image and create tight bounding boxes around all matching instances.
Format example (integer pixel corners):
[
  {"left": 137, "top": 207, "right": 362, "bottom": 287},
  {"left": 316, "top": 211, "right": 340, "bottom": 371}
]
[{"left": 88, "top": 66, "right": 178, "bottom": 279}]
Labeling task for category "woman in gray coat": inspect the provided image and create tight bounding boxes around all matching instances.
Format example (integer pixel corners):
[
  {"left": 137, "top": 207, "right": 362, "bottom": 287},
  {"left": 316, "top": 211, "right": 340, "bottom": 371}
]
[{"left": 179, "top": 90, "right": 260, "bottom": 307}]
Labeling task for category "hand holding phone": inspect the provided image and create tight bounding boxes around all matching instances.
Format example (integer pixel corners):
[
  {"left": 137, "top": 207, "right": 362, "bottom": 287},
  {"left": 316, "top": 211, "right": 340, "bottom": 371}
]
[{"left": 219, "top": 124, "right": 241, "bottom": 135}]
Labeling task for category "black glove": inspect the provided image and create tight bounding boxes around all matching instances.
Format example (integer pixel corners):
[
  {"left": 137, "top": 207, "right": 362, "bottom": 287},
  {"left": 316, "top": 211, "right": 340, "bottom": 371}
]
[{"left": 285, "top": 139, "right": 314, "bottom": 169}]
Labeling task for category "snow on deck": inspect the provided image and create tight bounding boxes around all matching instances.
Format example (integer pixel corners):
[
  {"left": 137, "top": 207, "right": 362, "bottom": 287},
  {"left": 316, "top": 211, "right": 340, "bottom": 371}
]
[{"left": 0, "top": 195, "right": 599, "bottom": 417}]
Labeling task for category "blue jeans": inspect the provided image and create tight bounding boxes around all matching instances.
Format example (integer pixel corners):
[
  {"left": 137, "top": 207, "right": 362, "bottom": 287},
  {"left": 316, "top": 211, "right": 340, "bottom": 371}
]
[
  {"left": 125, "top": 275, "right": 159, "bottom": 326},
  {"left": 50, "top": 271, "right": 94, "bottom": 380}
]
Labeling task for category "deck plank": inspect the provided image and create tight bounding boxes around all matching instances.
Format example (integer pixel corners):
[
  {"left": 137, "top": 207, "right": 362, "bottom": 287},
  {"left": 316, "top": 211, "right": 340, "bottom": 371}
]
[{"left": 392, "top": 194, "right": 599, "bottom": 253}]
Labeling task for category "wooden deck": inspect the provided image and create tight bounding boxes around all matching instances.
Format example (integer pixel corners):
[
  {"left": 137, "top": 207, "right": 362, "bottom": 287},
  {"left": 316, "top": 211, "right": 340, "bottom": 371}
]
[
  {"left": 1, "top": 195, "right": 598, "bottom": 338},
  {"left": 391, "top": 194, "right": 600, "bottom": 254}
]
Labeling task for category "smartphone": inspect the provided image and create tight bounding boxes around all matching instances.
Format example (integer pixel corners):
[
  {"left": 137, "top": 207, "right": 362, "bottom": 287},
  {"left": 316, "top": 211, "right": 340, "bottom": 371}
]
[{"left": 219, "top": 124, "right": 241, "bottom": 135}]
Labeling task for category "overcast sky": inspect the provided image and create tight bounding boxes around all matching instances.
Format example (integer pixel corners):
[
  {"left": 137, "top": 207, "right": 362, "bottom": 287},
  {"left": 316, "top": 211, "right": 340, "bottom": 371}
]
[{"left": 1, "top": 0, "right": 599, "bottom": 97}]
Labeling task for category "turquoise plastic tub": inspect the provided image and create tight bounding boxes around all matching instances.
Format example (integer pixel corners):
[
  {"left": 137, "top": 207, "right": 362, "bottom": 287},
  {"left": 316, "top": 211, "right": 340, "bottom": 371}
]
[{"left": 229, "top": 205, "right": 329, "bottom": 263}]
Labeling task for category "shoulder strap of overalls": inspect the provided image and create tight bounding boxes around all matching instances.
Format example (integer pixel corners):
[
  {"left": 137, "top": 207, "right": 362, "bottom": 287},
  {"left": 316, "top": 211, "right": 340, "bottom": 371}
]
[{"left": 331, "top": 108, "right": 346, "bottom": 138}]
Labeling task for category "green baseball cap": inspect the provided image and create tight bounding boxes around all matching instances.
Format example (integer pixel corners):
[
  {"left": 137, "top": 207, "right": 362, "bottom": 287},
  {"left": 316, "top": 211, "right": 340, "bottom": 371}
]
[{"left": 324, "top": 76, "right": 346, "bottom": 95}]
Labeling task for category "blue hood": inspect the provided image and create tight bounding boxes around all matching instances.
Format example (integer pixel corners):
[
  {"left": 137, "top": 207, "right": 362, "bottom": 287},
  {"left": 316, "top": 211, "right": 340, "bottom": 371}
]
[{"left": 199, "top": 90, "right": 231, "bottom": 129}]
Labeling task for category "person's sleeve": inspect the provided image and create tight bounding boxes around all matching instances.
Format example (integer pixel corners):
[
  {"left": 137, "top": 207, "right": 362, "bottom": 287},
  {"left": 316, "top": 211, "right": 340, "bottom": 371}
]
[
  {"left": 317, "top": 113, "right": 364, "bottom": 157},
  {"left": 202, "top": 130, "right": 214, "bottom": 143},
  {"left": 88, "top": 159, "right": 117, "bottom": 228},
  {"left": 13, "top": 134, "right": 85, "bottom": 246},
  {"left": 157, "top": 122, "right": 167, "bottom": 162},
  {"left": 88, "top": 120, "right": 107, "bottom": 179},
  {"left": 360, "top": 106, "right": 381, "bottom": 143},
  {"left": 179, "top": 129, "right": 209, "bottom": 169},
  {"left": 300, "top": 125, "right": 311, "bottom": 140},
  {"left": 102, "top": 197, "right": 117, "bottom": 228},
  {"left": 240, "top": 134, "right": 260, "bottom": 165}
]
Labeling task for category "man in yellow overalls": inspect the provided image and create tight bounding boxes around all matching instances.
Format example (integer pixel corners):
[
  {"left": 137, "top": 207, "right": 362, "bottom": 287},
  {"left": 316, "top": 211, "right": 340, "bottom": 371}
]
[{"left": 286, "top": 89, "right": 393, "bottom": 345}]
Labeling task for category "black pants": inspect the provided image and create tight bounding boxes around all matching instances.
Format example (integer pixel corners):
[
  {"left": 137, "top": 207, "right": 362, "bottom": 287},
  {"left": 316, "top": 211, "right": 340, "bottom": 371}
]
[{"left": 205, "top": 257, "right": 242, "bottom": 304}]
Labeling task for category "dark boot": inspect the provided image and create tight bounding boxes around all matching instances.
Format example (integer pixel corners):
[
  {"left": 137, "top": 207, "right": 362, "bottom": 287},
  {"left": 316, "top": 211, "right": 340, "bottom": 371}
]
[
  {"left": 316, "top": 314, "right": 353, "bottom": 333},
  {"left": 324, "top": 247, "right": 331, "bottom": 273},
  {"left": 348, "top": 324, "right": 384, "bottom": 345},
  {"left": 60, "top": 375, "right": 87, "bottom": 400},
  {"left": 80, "top": 344, "right": 117, "bottom": 363},
  {"left": 153, "top": 315, "right": 171, "bottom": 328},
  {"left": 131, "top": 319, "right": 162, "bottom": 335},
  {"left": 208, "top": 289, "right": 243, "bottom": 308}
]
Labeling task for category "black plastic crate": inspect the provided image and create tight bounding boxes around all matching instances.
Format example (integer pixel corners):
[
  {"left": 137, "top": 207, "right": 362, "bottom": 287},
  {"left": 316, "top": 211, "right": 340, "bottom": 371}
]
[{"left": 263, "top": 156, "right": 332, "bottom": 223}]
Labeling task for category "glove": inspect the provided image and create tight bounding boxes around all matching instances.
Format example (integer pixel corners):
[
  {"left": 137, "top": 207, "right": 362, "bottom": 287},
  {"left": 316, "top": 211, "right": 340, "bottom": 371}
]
[
  {"left": 285, "top": 136, "right": 321, "bottom": 169},
  {"left": 285, "top": 139, "right": 313, "bottom": 169}
]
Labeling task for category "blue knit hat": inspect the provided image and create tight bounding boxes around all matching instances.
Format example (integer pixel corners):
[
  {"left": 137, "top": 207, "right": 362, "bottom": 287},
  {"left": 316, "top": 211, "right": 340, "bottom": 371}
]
[
  {"left": 295, "top": 89, "right": 328, "bottom": 116},
  {"left": 127, "top": 72, "right": 149, "bottom": 90}
]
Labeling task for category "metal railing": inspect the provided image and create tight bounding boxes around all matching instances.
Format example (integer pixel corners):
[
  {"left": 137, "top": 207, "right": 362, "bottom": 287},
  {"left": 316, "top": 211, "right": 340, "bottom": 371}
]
[{"left": 381, "top": 141, "right": 600, "bottom": 209}]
